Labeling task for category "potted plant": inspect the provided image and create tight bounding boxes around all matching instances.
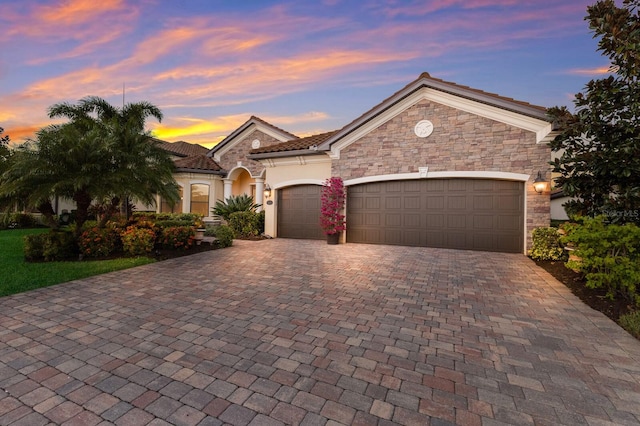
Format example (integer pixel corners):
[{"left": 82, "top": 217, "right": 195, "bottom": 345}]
[{"left": 320, "top": 177, "right": 346, "bottom": 244}]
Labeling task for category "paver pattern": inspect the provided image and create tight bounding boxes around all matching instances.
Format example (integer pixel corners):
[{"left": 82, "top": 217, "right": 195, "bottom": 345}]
[{"left": 1, "top": 239, "right": 640, "bottom": 425}]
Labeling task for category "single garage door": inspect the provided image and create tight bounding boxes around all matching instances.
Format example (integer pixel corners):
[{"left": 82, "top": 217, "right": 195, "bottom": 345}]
[
  {"left": 347, "top": 179, "right": 524, "bottom": 253},
  {"left": 277, "top": 185, "right": 324, "bottom": 240}
]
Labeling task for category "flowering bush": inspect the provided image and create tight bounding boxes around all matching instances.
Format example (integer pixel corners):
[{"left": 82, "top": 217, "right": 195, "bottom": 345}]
[
  {"left": 160, "top": 226, "right": 195, "bottom": 250},
  {"left": 320, "top": 177, "right": 346, "bottom": 235},
  {"left": 120, "top": 226, "right": 156, "bottom": 256},
  {"left": 78, "top": 226, "right": 119, "bottom": 258}
]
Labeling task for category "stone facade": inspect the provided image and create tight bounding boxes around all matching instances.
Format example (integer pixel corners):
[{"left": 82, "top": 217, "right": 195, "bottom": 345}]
[
  {"left": 332, "top": 99, "right": 551, "bottom": 248},
  {"left": 217, "top": 130, "right": 283, "bottom": 177}
]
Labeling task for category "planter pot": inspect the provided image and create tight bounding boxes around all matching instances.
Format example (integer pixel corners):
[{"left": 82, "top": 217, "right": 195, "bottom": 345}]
[
  {"left": 326, "top": 233, "right": 340, "bottom": 245},
  {"left": 195, "top": 228, "right": 206, "bottom": 245}
]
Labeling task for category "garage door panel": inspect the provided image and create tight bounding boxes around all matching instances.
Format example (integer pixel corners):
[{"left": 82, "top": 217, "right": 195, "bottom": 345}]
[
  {"left": 473, "top": 180, "right": 495, "bottom": 191},
  {"left": 426, "top": 196, "right": 444, "bottom": 209},
  {"left": 473, "top": 215, "right": 495, "bottom": 230},
  {"left": 496, "top": 216, "right": 520, "bottom": 231},
  {"left": 347, "top": 178, "right": 524, "bottom": 253},
  {"left": 403, "top": 196, "right": 420, "bottom": 209},
  {"left": 447, "top": 196, "right": 467, "bottom": 209},
  {"left": 364, "top": 213, "right": 381, "bottom": 226},
  {"left": 425, "top": 214, "right": 444, "bottom": 228},
  {"left": 473, "top": 196, "right": 494, "bottom": 211},
  {"left": 447, "top": 215, "right": 467, "bottom": 228},
  {"left": 497, "top": 195, "right": 521, "bottom": 210},
  {"left": 365, "top": 197, "right": 380, "bottom": 209},
  {"left": 277, "top": 185, "right": 324, "bottom": 240},
  {"left": 404, "top": 213, "right": 421, "bottom": 228},
  {"left": 385, "top": 197, "right": 402, "bottom": 209}
]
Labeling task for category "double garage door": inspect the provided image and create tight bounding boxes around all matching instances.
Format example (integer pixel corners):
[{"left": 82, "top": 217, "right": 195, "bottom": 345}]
[{"left": 277, "top": 179, "right": 524, "bottom": 252}]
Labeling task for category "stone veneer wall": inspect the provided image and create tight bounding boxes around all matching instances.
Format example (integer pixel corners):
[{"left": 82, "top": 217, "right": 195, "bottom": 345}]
[
  {"left": 332, "top": 99, "right": 551, "bottom": 250},
  {"left": 218, "top": 130, "right": 284, "bottom": 177}
]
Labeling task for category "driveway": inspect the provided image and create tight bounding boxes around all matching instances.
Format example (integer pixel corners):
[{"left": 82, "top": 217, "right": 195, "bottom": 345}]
[{"left": 1, "top": 239, "right": 640, "bottom": 426}]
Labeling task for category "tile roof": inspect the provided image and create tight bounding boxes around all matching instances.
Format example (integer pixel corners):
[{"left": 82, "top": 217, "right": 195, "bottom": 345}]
[
  {"left": 250, "top": 130, "right": 336, "bottom": 154},
  {"left": 416, "top": 72, "right": 547, "bottom": 114},
  {"left": 210, "top": 116, "right": 298, "bottom": 154},
  {"left": 155, "top": 139, "right": 209, "bottom": 157},
  {"left": 173, "top": 154, "right": 224, "bottom": 173},
  {"left": 248, "top": 72, "right": 551, "bottom": 159}
]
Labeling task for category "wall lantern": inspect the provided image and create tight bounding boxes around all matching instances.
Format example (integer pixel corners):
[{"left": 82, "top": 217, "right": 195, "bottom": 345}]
[
  {"left": 264, "top": 184, "right": 272, "bottom": 199},
  {"left": 533, "top": 171, "right": 548, "bottom": 194}
]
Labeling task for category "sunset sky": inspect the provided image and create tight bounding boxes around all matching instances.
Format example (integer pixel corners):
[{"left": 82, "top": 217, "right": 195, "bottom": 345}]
[{"left": 0, "top": 0, "right": 610, "bottom": 149}]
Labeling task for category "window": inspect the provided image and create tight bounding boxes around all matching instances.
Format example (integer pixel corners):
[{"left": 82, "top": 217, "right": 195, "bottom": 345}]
[
  {"left": 160, "top": 186, "right": 183, "bottom": 213},
  {"left": 190, "top": 184, "right": 209, "bottom": 216}
]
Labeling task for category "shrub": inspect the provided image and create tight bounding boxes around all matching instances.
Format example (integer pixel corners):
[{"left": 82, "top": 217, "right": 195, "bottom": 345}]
[
  {"left": 228, "top": 211, "right": 261, "bottom": 238},
  {"left": 203, "top": 225, "right": 217, "bottom": 237},
  {"left": 257, "top": 210, "right": 265, "bottom": 234},
  {"left": 132, "top": 212, "right": 201, "bottom": 226},
  {"left": 43, "top": 230, "right": 77, "bottom": 261},
  {"left": 2, "top": 213, "right": 38, "bottom": 229},
  {"left": 23, "top": 233, "right": 47, "bottom": 261},
  {"left": 320, "top": 177, "right": 346, "bottom": 235},
  {"left": 154, "top": 219, "right": 194, "bottom": 229},
  {"left": 78, "top": 226, "right": 119, "bottom": 258},
  {"left": 213, "top": 225, "right": 234, "bottom": 248},
  {"left": 120, "top": 226, "right": 156, "bottom": 256},
  {"left": 160, "top": 226, "right": 195, "bottom": 250},
  {"left": 213, "top": 194, "right": 261, "bottom": 221},
  {"left": 24, "top": 230, "right": 77, "bottom": 261},
  {"left": 529, "top": 227, "right": 567, "bottom": 261},
  {"left": 619, "top": 311, "right": 640, "bottom": 339},
  {"left": 562, "top": 216, "right": 640, "bottom": 304}
]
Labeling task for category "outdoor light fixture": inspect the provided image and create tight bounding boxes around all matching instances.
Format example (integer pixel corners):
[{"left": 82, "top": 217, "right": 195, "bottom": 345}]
[
  {"left": 533, "top": 171, "right": 548, "bottom": 194},
  {"left": 264, "top": 184, "right": 272, "bottom": 199}
]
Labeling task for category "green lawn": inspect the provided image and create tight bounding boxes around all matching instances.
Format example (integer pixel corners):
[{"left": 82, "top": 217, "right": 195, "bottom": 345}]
[{"left": 0, "top": 228, "right": 155, "bottom": 297}]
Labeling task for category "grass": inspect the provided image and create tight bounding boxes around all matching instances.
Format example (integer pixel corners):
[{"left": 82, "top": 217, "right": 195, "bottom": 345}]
[{"left": 0, "top": 228, "right": 155, "bottom": 297}]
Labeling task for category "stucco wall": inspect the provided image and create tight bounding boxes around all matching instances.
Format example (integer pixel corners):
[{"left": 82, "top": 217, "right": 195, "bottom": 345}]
[
  {"left": 218, "top": 130, "right": 283, "bottom": 177},
  {"left": 332, "top": 99, "right": 551, "bottom": 250}
]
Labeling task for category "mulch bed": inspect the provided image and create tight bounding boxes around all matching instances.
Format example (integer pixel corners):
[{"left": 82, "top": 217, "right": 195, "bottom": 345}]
[
  {"left": 151, "top": 241, "right": 217, "bottom": 261},
  {"left": 534, "top": 259, "right": 634, "bottom": 322}
]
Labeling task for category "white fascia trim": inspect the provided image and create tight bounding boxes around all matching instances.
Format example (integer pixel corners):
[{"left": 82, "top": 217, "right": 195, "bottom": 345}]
[
  {"left": 345, "top": 170, "right": 530, "bottom": 186},
  {"left": 273, "top": 179, "right": 325, "bottom": 189},
  {"left": 213, "top": 123, "right": 291, "bottom": 163},
  {"left": 330, "top": 88, "right": 552, "bottom": 159},
  {"left": 258, "top": 155, "right": 331, "bottom": 168}
]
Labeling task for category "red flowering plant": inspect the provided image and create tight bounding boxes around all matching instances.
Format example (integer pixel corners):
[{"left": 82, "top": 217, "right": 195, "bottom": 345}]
[
  {"left": 78, "top": 226, "right": 118, "bottom": 258},
  {"left": 160, "top": 226, "right": 196, "bottom": 250},
  {"left": 320, "top": 177, "right": 346, "bottom": 235}
]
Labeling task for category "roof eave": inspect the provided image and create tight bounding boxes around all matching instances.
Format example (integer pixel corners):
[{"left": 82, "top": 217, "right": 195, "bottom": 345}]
[
  {"left": 174, "top": 168, "right": 226, "bottom": 175},
  {"left": 248, "top": 149, "right": 327, "bottom": 160}
]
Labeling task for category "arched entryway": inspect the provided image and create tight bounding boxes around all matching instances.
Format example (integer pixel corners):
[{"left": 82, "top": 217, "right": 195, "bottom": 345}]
[{"left": 223, "top": 167, "right": 265, "bottom": 210}]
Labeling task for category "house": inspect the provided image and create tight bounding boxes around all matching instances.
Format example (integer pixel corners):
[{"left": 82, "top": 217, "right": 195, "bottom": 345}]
[
  {"left": 214, "top": 72, "right": 556, "bottom": 253},
  {"left": 53, "top": 72, "right": 556, "bottom": 253}
]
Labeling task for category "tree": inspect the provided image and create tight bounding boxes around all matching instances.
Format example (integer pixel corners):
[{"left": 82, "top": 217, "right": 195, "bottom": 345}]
[
  {"left": 549, "top": 0, "right": 640, "bottom": 224},
  {"left": 49, "top": 96, "right": 180, "bottom": 219},
  {"left": 0, "top": 127, "right": 10, "bottom": 173},
  {"left": 0, "top": 97, "right": 179, "bottom": 236}
]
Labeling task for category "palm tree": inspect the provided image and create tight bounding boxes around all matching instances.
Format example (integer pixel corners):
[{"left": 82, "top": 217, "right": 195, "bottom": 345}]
[
  {"left": 49, "top": 96, "right": 179, "bottom": 219},
  {"left": 0, "top": 97, "right": 179, "bottom": 236},
  {"left": 1, "top": 122, "right": 114, "bottom": 234}
]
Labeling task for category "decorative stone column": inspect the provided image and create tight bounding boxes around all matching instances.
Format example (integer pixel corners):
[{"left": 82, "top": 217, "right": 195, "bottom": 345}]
[
  {"left": 223, "top": 179, "right": 233, "bottom": 201},
  {"left": 254, "top": 178, "right": 264, "bottom": 212}
]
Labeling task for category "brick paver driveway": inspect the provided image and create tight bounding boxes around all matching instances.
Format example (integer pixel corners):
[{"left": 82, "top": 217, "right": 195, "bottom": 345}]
[{"left": 2, "top": 239, "right": 640, "bottom": 425}]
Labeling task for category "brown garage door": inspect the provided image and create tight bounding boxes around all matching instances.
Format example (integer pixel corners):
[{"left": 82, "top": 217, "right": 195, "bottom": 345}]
[
  {"left": 277, "top": 185, "right": 324, "bottom": 240},
  {"left": 347, "top": 179, "right": 524, "bottom": 252}
]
